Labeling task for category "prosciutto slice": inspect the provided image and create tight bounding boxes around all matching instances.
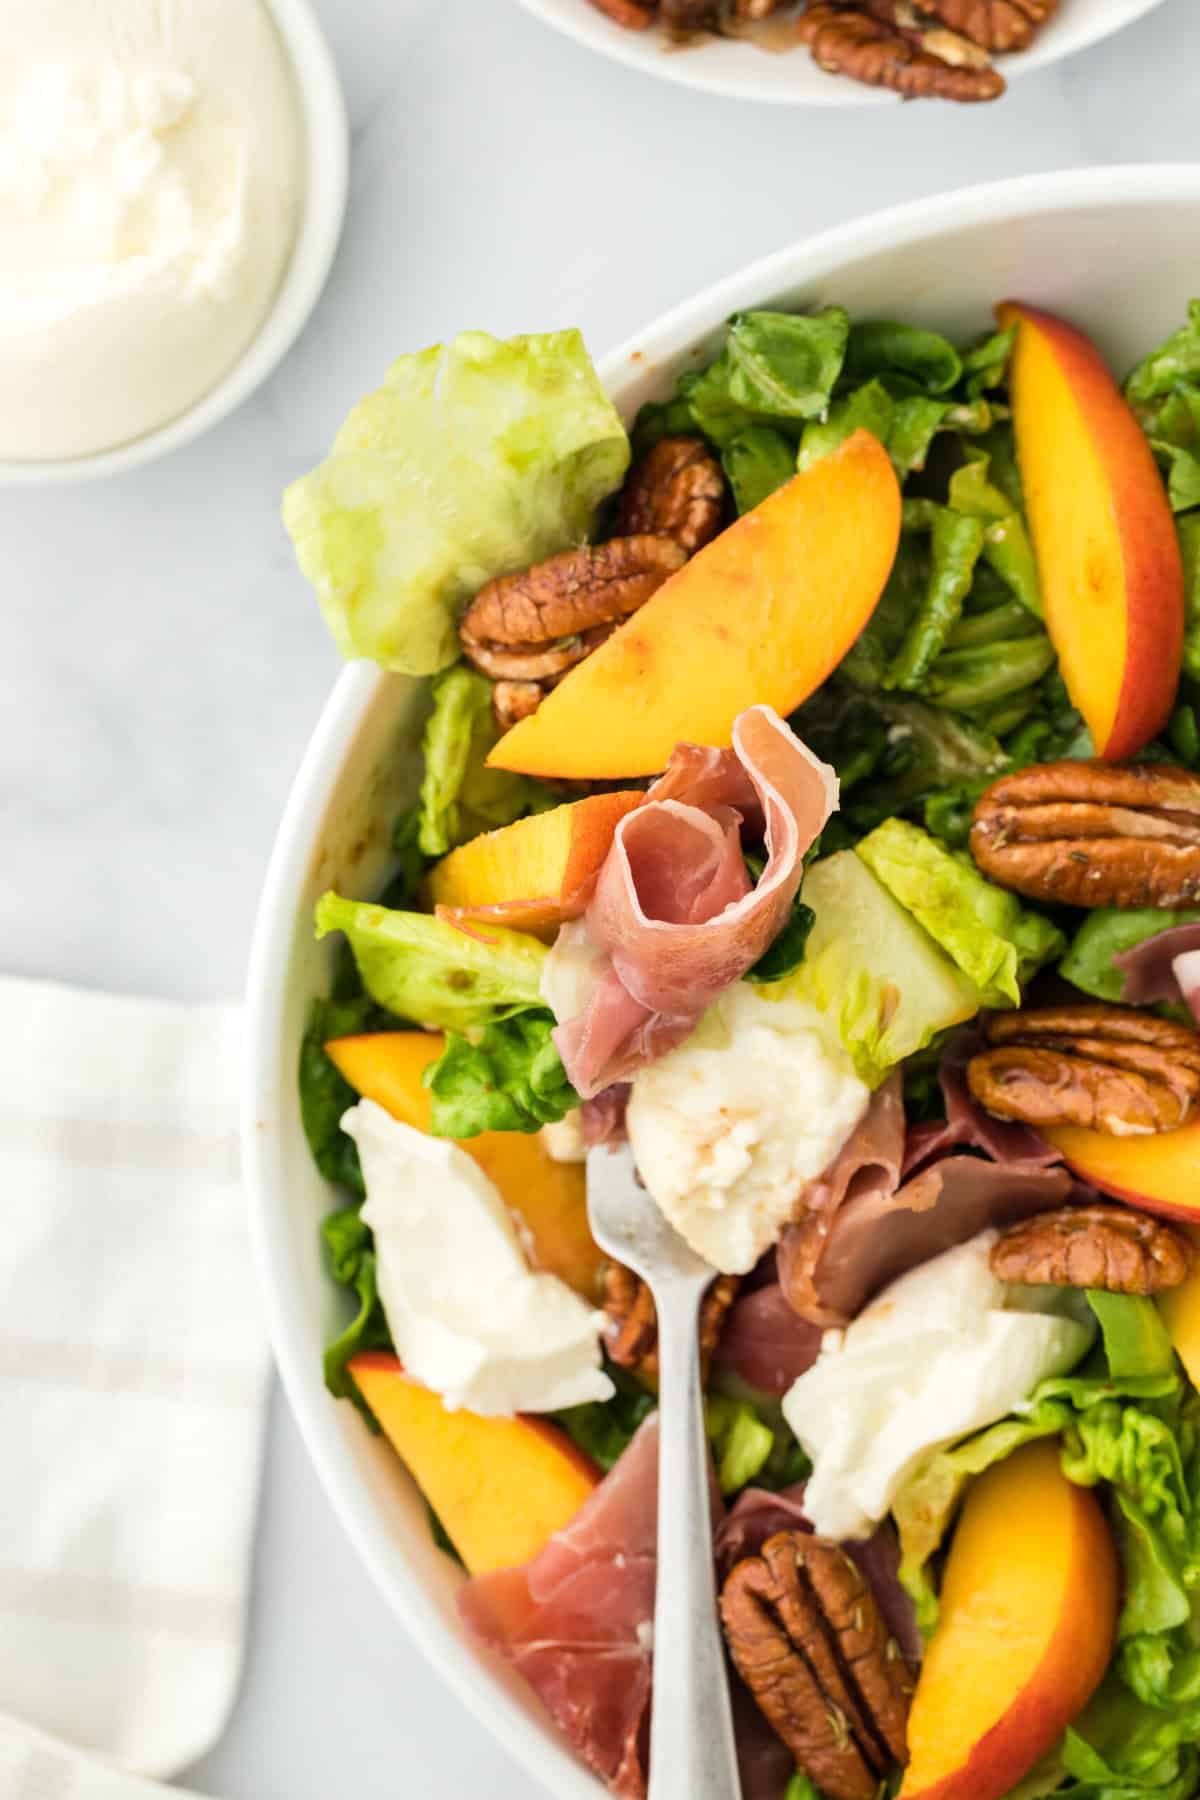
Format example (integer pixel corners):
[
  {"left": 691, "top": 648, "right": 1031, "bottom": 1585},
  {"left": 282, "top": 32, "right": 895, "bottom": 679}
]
[
  {"left": 459, "top": 1417, "right": 660, "bottom": 1796},
  {"left": 717, "top": 1284, "right": 824, "bottom": 1397},
  {"left": 779, "top": 1036, "right": 1074, "bottom": 1327},
  {"left": 552, "top": 707, "right": 837, "bottom": 1098},
  {"left": 1115, "top": 923, "right": 1200, "bottom": 1022}
]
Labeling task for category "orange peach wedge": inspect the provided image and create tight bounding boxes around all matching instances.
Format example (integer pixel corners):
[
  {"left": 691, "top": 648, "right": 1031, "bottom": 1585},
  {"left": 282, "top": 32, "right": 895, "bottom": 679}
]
[
  {"left": 899, "top": 1440, "right": 1118, "bottom": 1800},
  {"left": 999, "top": 301, "right": 1183, "bottom": 761},
  {"left": 487, "top": 429, "right": 901, "bottom": 779},
  {"left": 326, "top": 1029, "right": 605, "bottom": 1301},
  {"left": 1041, "top": 1113, "right": 1200, "bottom": 1229},
  {"left": 350, "top": 1353, "right": 599, "bottom": 1574},
  {"left": 428, "top": 790, "right": 642, "bottom": 936}
]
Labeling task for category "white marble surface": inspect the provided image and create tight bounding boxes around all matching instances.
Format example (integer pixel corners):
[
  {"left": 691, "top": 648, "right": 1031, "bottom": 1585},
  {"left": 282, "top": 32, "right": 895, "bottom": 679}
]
[{"left": 3, "top": 0, "right": 1196, "bottom": 1794}]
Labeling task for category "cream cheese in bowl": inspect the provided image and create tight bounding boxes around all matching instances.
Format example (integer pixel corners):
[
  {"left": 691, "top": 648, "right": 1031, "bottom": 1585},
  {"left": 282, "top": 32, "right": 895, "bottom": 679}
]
[{"left": 0, "top": 0, "right": 304, "bottom": 463}]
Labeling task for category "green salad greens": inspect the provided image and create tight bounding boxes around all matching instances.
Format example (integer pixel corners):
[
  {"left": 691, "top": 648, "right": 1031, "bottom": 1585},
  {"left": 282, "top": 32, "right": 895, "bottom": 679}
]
[{"left": 288, "top": 297, "right": 1200, "bottom": 1800}]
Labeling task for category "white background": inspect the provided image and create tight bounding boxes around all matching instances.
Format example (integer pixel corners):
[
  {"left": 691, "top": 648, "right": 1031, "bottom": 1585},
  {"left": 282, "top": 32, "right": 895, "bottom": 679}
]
[{"left": 3, "top": 0, "right": 1197, "bottom": 1794}]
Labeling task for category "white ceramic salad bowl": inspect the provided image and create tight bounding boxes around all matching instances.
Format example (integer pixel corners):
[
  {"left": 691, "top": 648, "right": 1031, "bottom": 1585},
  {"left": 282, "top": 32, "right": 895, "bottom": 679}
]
[
  {"left": 515, "top": 0, "right": 1170, "bottom": 107},
  {"left": 245, "top": 163, "right": 1200, "bottom": 1800}
]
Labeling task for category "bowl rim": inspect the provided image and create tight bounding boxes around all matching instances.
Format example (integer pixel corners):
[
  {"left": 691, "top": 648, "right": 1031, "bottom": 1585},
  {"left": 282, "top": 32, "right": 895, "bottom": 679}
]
[
  {"left": 513, "top": 0, "right": 1170, "bottom": 108},
  {"left": 244, "top": 161, "right": 1200, "bottom": 1799},
  {"left": 0, "top": 0, "right": 349, "bottom": 487}
]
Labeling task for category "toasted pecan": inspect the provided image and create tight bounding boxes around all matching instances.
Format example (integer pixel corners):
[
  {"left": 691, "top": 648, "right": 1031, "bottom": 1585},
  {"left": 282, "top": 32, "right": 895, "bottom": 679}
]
[
  {"left": 461, "top": 536, "right": 686, "bottom": 653},
  {"left": 971, "top": 761, "right": 1200, "bottom": 909},
  {"left": 616, "top": 437, "right": 726, "bottom": 556},
  {"left": 604, "top": 1261, "right": 740, "bottom": 1384},
  {"left": 991, "top": 1204, "right": 1193, "bottom": 1294},
  {"left": 491, "top": 679, "right": 545, "bottom": 730},
  {"left": 967, "top": 1004, "right": 1200, "bottom": 1136},
  {"left": 916, "top": 0, "right": 1058, "bottom": 49},
  {"left": 797, "top": 3, "right": 1005, "bottom": 99},
  {"left": 584, "top": 0, "right": 656, "bottom": 27},
  {"left": 721, "top": 1531, "right": 913, "bottom": 1800}
]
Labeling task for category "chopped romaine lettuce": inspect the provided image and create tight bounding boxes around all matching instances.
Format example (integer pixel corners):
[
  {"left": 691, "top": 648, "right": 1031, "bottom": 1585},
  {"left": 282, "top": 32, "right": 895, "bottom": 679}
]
[
  {"left": 705, "top": 1396, "right": 776, "bottom": 1495},
  {"left": 321, "top": 1205, "right": 392, "bottom": 1418},
  {"left": 722, "top": 424, "right": 796, "bottom": 514},
  {"left": 776, "top": 850, "right": 981, "bottom": 1087},
  {"left": 948, "top": 450, "right": 1042, "bottom": 617},
  {"left": 315, "top": 893, "right": 547, "bottom": 1032},
  {"left": 283, "top": 329, "right": 629, "bottom": 674},
  {"left": 1060, "top": 907, "right": 1200, "bottom": 1003},
  {"left": 298, "top": 989, "right": 393, "bottom": 1197},
  {"left": 677, "top": 308, "right": 850, "bottom": 446},
  {"left": 1179, "top": 513, "right": 1200, "bottom": 682},
  {"left": 424, "top": 1011, "right": 577, "bottom": 1138},
  {"left": 555, "top": 1365, "right": 656, "bottom": 1473},
  {"left": 886, "top": 501, "right": 986, "bottom": 691},
  {"left": 417, "top": 665, "right": 540, "bottom": 857},
  {"left": 842, "top": 319, "right": 963, "bottom": 395},
  {"left": 855, "top": 817, "right": 1064, "bottom": 1007}
]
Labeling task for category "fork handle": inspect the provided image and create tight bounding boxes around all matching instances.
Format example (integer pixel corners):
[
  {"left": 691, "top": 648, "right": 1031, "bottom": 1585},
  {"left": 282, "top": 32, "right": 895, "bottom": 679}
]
[{"left": 647, "top": 1278, "right": 743, "bottom": 1800}]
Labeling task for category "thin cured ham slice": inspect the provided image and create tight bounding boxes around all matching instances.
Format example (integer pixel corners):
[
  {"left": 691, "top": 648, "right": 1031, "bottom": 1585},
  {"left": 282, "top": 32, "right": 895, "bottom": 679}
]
[
  {"left": 779, "top": 1037, "right": 1076, "bottom": 1327},
  {"left": 459, "top": 1417, "right": 659, "bottom": 1796},
  {"left": 1114, "top": 923, "right": 1200, "bottom": 1025},
  {"left": 550, "top": 707, "right": 837, "bottom": 1098},
  {"left": 717, "top": 1284, "right": 824, "bottom": 1398}
]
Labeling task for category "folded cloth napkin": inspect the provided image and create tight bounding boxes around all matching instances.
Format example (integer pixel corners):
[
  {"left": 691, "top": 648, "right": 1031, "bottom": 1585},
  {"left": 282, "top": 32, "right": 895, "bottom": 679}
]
[{"left": 0, "top": 978, "right": 268, "bottom": 1790}]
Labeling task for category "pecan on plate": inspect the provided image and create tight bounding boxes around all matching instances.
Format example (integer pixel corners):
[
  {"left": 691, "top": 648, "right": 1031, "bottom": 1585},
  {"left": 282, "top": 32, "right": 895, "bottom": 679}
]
[
  {"left": 584, "top": 0, "right": 657, "bottom": 28},
  {"left": 917, "top": 0, "right": 1058, "bottom": 50},
  {"left": 460, "top": 535, "right": 686, "bottom": 728},
  {"left": 616, "top": 436, "right": 726, "bottom": 556},
  {"left": 971, "top": 760, "right": 1200, "bottom": 909},
  {"left": 967, "top": 1004, "right": 1200, "bottom": 1136},
  {"left": 721, "top": 1531, "right": 913, "bottom": 1800},
  {"left": 991, "top": 1204, "right": 1193, "bottom": 1294},
  {"left": 860, "top": 0, "right": 994, "bottom": 68},
  {"left": 604, "top": 1261, "right": 740, "bottom": 1384},
  {"left": 797, "top": 3, "right": 1005, "bottom": 100}
]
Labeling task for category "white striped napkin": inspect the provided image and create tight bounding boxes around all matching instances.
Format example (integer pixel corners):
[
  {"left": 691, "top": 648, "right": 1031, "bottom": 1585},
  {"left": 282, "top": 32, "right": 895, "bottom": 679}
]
[{"left": 0, "top": 978, "right": 268, "bottom": 1795}]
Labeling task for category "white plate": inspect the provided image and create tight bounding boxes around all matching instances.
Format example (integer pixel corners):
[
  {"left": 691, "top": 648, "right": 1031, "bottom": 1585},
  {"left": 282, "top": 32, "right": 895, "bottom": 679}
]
[
  {"left": 516, "top": 0, "right": 1170, "bottom": 106},
  {"left": 246, "top": 164, "right": 1200, "bottom": 1800}
]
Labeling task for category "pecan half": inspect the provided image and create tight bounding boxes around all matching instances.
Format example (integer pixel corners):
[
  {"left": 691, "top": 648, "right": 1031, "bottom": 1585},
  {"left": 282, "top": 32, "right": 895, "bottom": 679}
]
[
  {"left": 617, "top": 437, "right": 726, "bottom": 556},
  {"left": 721, "top": 1531, "right": 913, "bottom": 1800},
  {"left": 584, "top": 0, "right": 657, "bottom": 27},
  {"left": 797, "top": 3, "right": 1005, "bottom": 99},
  {"left": 967, "top": 1004, "right": 1200, "bottom": 1136},
  {"left": 461, "top": 535, "right": 686, "bottom": 726},
  {"left": 604, "top": 1261, "right": 740, "bottom": 1384},
  {"left": 861, "top": 0, "right": 994, "bottom": 67},
  {"left": 971, "top": 761, "right": 1200, "bottom": 909},
  {"left": 991, "top": 1204, "right": 1193, "bottom": 1294},
  {"left": 917, "top": 0, "right": 1058, "bottom": 50}
]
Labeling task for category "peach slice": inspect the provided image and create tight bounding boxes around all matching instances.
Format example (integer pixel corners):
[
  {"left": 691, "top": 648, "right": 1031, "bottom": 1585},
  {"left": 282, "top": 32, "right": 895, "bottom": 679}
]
[
  {"left": 350, "top": 1353, "right": 599, "bottom": 1573},
  {"left": 487, "top": 429, "right": 901, "bottom": 779},
  {"left": 1041, "top": 1114, "right": 1200, "bottom": 1228},
  {"left": 326, "top": 1030, "right": 605, "bottom": 1300},
  {"left": 428, "top": 791, "right": 643, "bottom": 937},
  {"left": 899, "top": 1440, "right": 1118, "bottom": 1800},
  {"left": 998, "top": 301, "right": 1183, "bottom": 761}
]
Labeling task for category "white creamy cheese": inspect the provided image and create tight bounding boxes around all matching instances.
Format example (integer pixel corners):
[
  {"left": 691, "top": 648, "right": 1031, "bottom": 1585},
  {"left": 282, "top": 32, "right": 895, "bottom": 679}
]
[
  {"left": 625, "top": 985, "right": 871, "bottom": 1275},
  {"left": 540, "top": 1111, "right": 588, "bottom": 1164},
  {"left": 343, "top": 1100, "right": 613, "bottom": 1417},
  {"left": 782, "top": 1233, "right": 1094, "bottom": 1541},
  {"left": 0, "top": 0, "right": 303, "bottom": 460}
]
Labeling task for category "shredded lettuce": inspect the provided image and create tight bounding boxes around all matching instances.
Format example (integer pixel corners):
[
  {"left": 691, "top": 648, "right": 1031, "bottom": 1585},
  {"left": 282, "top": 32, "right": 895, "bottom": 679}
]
[
  {"left": 315, "top": 893, "right": 547, "bottom": 1033},
  {"left": 706, "top": 1395, "right": 776, "bottom": 1495},
  {"left": 283, "top": 329, "right": 629, "bottom": 674},
  {"left": 417, "top": 665, "right": 541, "bottom": 857},
  {"left": 424, "top": 1011, "right": 577, "bottom": 1138},
  {"left": 681, "top": 308, "right": 850, "bottom": 446},
  {"left": 947, "top": 450, "right": 1042, "bottom": 617},
  {"left": 1126, "top": 301, "right": 1200, "bottom": 514},
  {"left": 722, "top": 424, "right": 796, "bottom": 514},
  {"left": 855, "top": 817, "right": 1064, "bottom": 1007},
  {"left": 321, "top": 1206, "right": 392, "bottom": 1418}
]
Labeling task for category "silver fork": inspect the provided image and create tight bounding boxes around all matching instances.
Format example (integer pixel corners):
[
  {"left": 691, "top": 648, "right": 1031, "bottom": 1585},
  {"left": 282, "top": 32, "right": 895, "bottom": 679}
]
[{"left": 586, "top": 1141, "right": 743, "bottom": 1800}]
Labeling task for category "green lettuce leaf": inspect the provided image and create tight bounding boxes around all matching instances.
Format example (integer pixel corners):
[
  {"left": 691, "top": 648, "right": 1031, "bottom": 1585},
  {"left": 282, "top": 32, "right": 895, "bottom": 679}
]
[
  {"left": 315, "top": 893, "right": 547, "bottom": 1032},
  {"left": 321, "top": 1206, "right": 392, "bottom": 1417},
  {"left": 1060, "top": 908, "right": 1200, "bottom": 1003},
  {"left": 1087, "top": 1292, "right": 1177, "bottom": 1383},
  {"left": 779, "top": 849, "right": 981, "bottom": 1087},
  {"left": 855, "top": 817, "right": 1064, "bottom": 1007},
  {"left": 783, "top": 1774, "right": 823, "bottom": 1800},
  {"left": 1126, "top": 302, "right": 1200, "bottom": 515},
  {"left": 1127, "top": 302, "right": 1200, "bottom": 407},
  {"left": 705, "top": 1395, "right": 776, "bottom": 1495},
  {"left": 886, "top": 501, "right": 986, "bottom": 691},
  {"left": 298, "top": 989, "right": 394, "bottom": 1197},
  {"left": 842, "top": 319, "right": 963, "bottom": 395},
  {"left": 722, "top": 424, "right": 796, "bottom": 514},
  {"left": 681, "top": 308, "right": 850, "bottom": 446},
  {"left": 424, "top": 1010, "right": 577, "bottom": 1137},
  {"left": 948, "top": 450, "right": 1042, "bottom": 617},
  {"left": 417, "top": 665, "right": 541, "bottom": 857},
  {"left": 555, "top": 1365, "right": 656, "bottom": 1473},
  {"left": 1179, "top": 514, "right": 1200, "bottom": 683},
  {"left": 283, "top": 329, "right": 629, "bottom": 674}
]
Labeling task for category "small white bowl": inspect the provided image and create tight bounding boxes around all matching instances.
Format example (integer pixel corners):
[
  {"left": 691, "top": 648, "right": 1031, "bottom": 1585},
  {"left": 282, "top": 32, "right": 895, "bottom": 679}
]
[
  {"left": 0, "top": 0, "right": 348, "bottom": 487},
  {"left": 246, "top": 164, "right": 1200, "bottom": 1799},
  {"left": 516, "top": 0, "right": 1170, "bottom": 107}
]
